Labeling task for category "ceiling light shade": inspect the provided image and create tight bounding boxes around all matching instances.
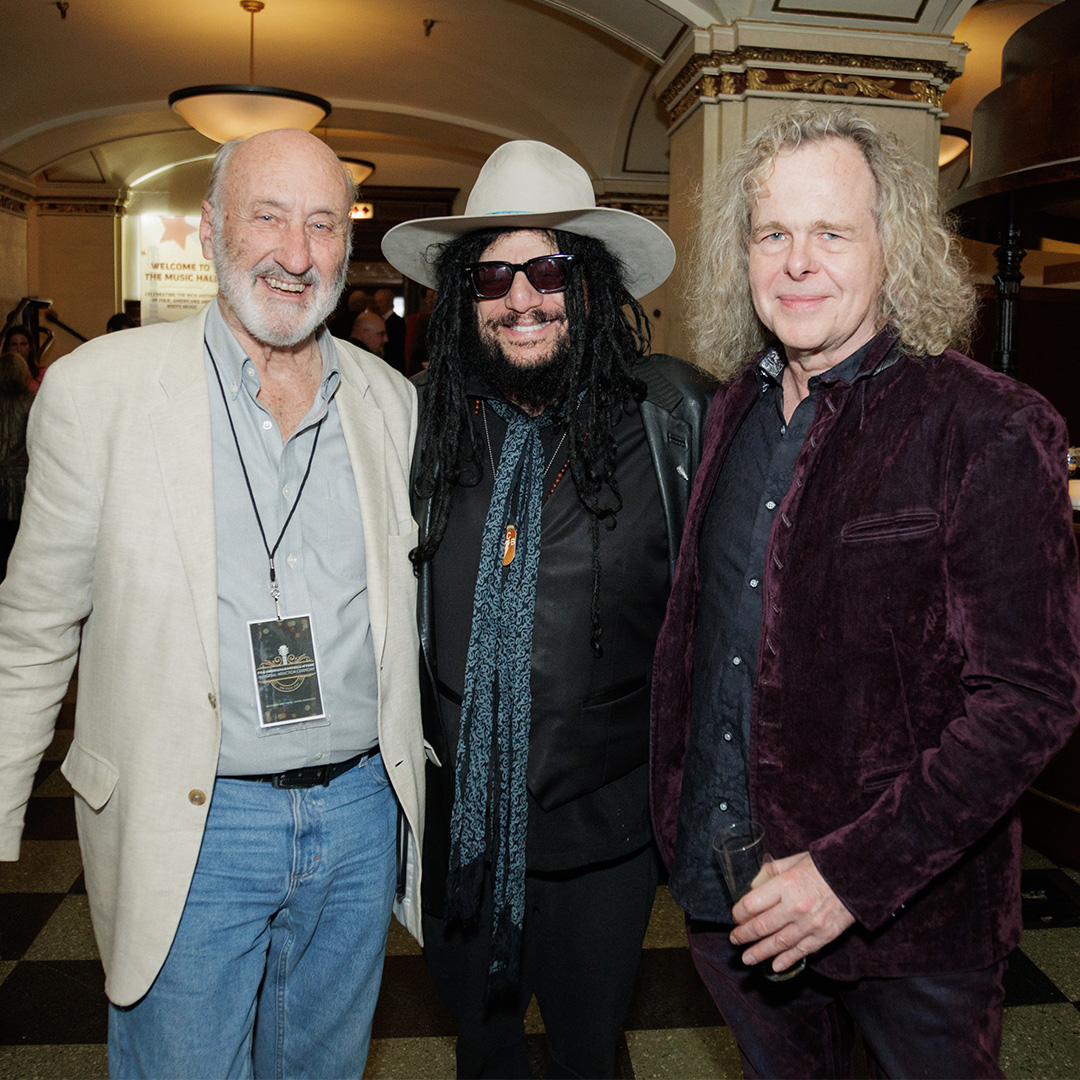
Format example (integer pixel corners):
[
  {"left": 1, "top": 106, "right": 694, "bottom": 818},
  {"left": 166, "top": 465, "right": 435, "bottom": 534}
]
[
  {"left": 938, "top": 126, "right": 971, "bottom": 168},
  {"left": 169, "top": 84, "right": 331, "bottom": 144},
  {"left": 340, "top": 158, "right": 376, "bottom": 186},
  {"left": 169, "top": 1, "right": 330, "bottom": 143}
]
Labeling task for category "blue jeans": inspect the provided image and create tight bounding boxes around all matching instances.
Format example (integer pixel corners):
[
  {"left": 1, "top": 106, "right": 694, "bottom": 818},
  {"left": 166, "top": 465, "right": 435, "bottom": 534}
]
[
  {"left": 688, "top": 920, "right": 1006, "bottom": 1079},
  {"left": 108, "top": 754, "right": 398, "bottom": 1080}
]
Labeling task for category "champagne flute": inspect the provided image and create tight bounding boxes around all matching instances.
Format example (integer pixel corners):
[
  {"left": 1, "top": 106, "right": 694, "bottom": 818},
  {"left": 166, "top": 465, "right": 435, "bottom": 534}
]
[{"left": 713, "top": 818, "right": 807, "bottom": 981}]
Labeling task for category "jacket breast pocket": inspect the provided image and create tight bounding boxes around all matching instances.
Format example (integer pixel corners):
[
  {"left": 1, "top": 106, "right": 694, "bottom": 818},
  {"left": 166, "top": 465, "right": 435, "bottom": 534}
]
[
  {"left": 528, "top": 677, "right": 650, "bottom": 811},
  {"left": 840, "top": 510, "right": 940, "bottom": 544},
  {"left": 61, "top": 740, "right": 119, "bottom": 812}
]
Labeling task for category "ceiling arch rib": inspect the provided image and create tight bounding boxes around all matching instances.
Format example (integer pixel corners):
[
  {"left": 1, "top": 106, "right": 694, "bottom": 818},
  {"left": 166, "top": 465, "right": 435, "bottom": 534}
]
[
  {"left": 3, "top": 0, "right": 684, "bottom": 194},
  {"left": 532, "top": 0, "right": 692, "bottom": 62},
  {"left": 0, "top": 0, "right": 983, "bottom": 202}
]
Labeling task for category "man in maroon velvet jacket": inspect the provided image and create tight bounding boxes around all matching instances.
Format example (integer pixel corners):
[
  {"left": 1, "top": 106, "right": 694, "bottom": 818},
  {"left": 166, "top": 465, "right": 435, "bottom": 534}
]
[{"left": 651, "top": 104, "right": 1080, "bottom": 1078}]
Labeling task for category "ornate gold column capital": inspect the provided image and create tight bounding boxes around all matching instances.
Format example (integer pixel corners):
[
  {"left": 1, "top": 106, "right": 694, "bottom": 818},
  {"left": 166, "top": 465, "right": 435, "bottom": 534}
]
[
  {"left": 596, "top": 193, "right": 669, "bottom": 220},
  {"left": 656, "top": 24, "right": 967, "bottom": 130}
]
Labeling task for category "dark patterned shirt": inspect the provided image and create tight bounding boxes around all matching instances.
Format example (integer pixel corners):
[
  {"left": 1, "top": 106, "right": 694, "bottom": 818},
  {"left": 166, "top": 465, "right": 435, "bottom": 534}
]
[{"left": 668, "top": 339, "right": 874, "bottom": 922}]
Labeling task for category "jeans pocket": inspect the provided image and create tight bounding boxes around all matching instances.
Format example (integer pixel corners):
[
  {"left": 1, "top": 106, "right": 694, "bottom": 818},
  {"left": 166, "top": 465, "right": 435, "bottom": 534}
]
[{"left": 360, "top": 751, "right": 392, "bottom": 789}]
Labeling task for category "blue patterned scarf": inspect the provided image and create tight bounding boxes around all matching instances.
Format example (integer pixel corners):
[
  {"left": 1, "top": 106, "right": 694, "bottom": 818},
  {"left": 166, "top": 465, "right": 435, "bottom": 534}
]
[{"left": 443, "top": 398, "right": 556, "bottom": 995}]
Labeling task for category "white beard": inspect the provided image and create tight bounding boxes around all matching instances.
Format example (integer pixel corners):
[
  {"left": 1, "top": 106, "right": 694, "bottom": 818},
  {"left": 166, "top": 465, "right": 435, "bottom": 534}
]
[{"left": 212, "top": 222, "right": 345, "bottom": 347}]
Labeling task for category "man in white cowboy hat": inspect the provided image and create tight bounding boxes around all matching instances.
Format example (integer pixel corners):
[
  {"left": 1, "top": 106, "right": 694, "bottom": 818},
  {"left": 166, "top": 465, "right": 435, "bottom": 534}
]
[{"left": 381, "top": 140, "right": 715, "bottom": 1078}]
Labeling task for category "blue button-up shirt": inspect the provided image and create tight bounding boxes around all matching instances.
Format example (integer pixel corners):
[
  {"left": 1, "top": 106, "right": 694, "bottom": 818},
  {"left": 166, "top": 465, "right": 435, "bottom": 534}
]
[{"left": 204, "top": 301, "right": 378, "bottom": 774}]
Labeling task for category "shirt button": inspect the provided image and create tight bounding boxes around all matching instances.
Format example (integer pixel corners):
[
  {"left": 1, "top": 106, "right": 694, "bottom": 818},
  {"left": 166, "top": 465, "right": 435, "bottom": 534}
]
[
  {"left": 287, "top": 553, "right": 298, "bottom": 567},
  {"left": 207, "top": 692, "right": 217, "bottom": 708},
  {"left": 765, "top": 500, "right": 776, "bottom": 510},
  {"left": 246, "top": 367, "right": 257, "bottom": 378},
  {"left": 314, "top": 752, "right": 323, "bottom": 761},
  {"left": 719, "top": 801, "right": 729, "bottom": 812},
  {"left": 262, "top": 420, "right": 273, "bottom": 430},
  {"left": 732, "top": 655, "right": 742, "bottom": 666},
  {"left": 188, "top": 790, "right": 206, "bottom": 806},
  {"left": 723, "top": 731, "right": 733, "bottom": 742},
  {"left": 780, "top": 425, "right": 786, "bottom": 435},
  {"left": 749, "top": 578, "right": 759, "bottom": 588},
  {"left": 282, "top": 486, "right": 290, "bottom": 497}
]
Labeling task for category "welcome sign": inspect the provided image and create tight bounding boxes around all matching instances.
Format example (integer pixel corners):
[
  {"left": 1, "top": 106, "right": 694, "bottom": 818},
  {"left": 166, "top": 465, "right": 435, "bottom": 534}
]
[{"left": 140, "top": 215, "right": 217, "bottom": 324}]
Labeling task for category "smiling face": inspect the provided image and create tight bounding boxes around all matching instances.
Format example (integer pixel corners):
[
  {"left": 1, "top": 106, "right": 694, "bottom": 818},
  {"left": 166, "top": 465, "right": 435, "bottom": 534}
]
[
  {"left": 475, "top": 229, "right": 569, "bottom": 369},
  {"left": 201, "top": 129, "right": 351, "bottom": 349},
  {"left": 748, "top": 137, "right": 885, "bottom": 374}
]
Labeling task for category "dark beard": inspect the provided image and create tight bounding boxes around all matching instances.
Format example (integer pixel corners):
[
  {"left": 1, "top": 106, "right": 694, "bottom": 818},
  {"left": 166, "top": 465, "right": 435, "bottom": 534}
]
[{"left": 469, "top": 317, "right": 574, "bottom": 414}]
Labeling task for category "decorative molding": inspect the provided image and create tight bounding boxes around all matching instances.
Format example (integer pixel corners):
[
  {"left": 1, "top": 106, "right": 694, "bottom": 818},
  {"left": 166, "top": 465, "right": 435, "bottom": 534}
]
[
  {"left": 596, "top": 194, "right": 669, "bottom": 219},
  {"left": 660, "top": 47, "right": 957, "bottom": 127},
  {"left": 745, "top": 69, "right": 942, "bottom": 108},
  {"left": 0, "top": 183, "right": 29, "bottom": 217},
  {"left": 770, "top": 0, "right": 930, "bottom": 23},
  {"left": 32, "top": 196, "right": 124, "bottom": 216}
]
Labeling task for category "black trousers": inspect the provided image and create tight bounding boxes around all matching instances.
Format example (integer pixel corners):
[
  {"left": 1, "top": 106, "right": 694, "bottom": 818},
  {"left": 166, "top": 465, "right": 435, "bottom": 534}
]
[{"left": 423, "top": 844, "right": 659, "bottom": 1079}]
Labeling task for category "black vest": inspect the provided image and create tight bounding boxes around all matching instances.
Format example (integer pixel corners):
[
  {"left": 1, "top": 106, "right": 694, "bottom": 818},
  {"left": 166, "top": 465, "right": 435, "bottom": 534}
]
[{"left": 415, "top": 354, "right": 716, "bottom": 905}]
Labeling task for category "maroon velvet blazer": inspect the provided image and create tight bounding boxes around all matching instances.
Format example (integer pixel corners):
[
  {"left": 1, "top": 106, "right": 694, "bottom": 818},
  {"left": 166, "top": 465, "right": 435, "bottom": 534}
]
[{"left": 650, "top": 331, "right": 1080, "bottom": 980}]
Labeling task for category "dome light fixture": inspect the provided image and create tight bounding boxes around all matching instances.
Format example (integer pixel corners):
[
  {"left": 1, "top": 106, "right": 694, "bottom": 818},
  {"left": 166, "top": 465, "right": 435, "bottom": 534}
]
[
  {"left": 340, "top": 158, "right": 376, "bottom": 187},
  {"left": 938, "top": 126, "right": 971, "bottom": 168},
  {"left": 169, "top": 1, "right": 330, "bottom": 144}
]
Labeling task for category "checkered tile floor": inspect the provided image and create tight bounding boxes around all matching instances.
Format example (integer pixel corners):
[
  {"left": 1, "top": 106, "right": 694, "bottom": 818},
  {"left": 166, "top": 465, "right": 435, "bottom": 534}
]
[{"left": 2, "top": 693, "right": 1080, "bottom": 1079}]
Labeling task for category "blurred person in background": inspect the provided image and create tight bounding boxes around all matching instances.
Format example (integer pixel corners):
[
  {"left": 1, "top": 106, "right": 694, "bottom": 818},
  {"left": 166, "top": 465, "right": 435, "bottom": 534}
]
[
  {"left": 350, "top": 310, "right": 389, "bottom": 359},
  {"left": 374, "top": 288, "right": 406, "bottom": 374},
  {"left": 2, "top": 327, "right": 43, "bottom": 393},
  {"left": 106, "top": 313, "right": 136, "bottom": 334},
  {"left": 0, "top": 350, "right": 32, "bottom": 575}
]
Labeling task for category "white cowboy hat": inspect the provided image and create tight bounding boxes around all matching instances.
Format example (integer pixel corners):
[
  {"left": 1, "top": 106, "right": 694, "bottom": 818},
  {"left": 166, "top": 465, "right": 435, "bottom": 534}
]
[{"left": 380, "top": 140, "right": 675, "bottom": 298}]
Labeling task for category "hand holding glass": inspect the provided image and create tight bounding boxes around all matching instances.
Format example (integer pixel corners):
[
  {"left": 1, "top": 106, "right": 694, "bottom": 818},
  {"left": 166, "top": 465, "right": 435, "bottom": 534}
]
[{"left": 714, "top": 819, "right": 807, "bottom": 981}]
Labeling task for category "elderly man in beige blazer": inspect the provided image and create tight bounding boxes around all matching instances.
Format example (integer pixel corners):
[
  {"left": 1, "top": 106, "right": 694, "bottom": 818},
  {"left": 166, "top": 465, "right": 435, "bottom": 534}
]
[{"left": 0, "top": 129, "right": 424, "bottom": 1079}]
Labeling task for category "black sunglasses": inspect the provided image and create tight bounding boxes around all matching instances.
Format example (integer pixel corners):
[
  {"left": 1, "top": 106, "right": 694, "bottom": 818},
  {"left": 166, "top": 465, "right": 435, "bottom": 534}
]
[{"left": 465, "top": 254, "right": 576, "bottom": 300}]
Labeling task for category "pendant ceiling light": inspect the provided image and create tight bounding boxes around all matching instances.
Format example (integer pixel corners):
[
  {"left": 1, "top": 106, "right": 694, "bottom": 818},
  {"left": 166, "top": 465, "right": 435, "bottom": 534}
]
[
  {"left": 169, "top": 0, "right": 330, "bottom": 144},
  {"left": 340, "top": 158, "right": 376, "bottom": 186}
]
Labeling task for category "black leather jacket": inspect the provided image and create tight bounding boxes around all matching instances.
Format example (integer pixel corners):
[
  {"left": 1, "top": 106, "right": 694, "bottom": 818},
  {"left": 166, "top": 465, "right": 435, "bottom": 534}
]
[{"left": 413, "top": 354, "right": 716, "bottom": 905}]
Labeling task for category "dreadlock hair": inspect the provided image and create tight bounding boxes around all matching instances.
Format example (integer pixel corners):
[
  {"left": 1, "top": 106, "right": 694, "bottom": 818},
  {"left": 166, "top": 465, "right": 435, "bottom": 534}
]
[{"left": 411, "top": 226, "right": 653, "bottom": 656}]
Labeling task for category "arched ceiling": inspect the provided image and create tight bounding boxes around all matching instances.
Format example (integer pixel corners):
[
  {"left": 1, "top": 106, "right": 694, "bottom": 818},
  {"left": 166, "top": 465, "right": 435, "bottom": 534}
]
[
  {"left": 2, "top": 0, "right": 691, "bottom": 198},
  {"left": 1, "top": 0, "right": 984, "bottom": 206}
]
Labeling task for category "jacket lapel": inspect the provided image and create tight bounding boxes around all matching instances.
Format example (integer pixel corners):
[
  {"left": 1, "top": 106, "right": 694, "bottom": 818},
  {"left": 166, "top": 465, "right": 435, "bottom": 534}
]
[
  {"left": 683, "top": 371, "right": 758, "bottom": 547},
  {"left": 149, "top": 307, "right": 220, "bottom": 687},
  {"left": 335, "top": 352, "right": 390, "bottom": 668}
]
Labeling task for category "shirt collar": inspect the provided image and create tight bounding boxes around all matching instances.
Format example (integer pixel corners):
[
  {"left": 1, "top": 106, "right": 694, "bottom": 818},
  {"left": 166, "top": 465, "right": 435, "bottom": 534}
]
[
  {"left": 755, "top": 328, "right": 891, "bottom": 395},
  {"left": 203, "top": 298, "right": 340, "bottom": 403}
]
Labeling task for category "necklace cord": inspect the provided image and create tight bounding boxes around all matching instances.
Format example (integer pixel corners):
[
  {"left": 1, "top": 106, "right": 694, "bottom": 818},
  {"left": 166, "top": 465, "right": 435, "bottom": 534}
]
[{"left": 207, "top": 341, "right": 324, "bottom": 606}]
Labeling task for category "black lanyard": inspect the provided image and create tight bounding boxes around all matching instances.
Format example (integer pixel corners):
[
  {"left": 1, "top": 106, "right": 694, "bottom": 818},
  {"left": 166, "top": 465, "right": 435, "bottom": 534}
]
[{"left": 207, "top": 341, "right": 323, "bottom": 621}]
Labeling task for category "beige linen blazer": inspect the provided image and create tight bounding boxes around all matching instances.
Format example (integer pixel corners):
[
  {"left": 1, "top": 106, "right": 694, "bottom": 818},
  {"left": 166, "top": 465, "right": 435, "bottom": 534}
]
[{"left": 0, "top": 304, "right": 424, "bottom": 1006}]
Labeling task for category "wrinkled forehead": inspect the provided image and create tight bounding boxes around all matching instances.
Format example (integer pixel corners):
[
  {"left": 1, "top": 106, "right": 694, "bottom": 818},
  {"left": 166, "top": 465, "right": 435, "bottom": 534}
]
[
  {"left": 748, "top": 137, "right": 878, "bottom": 219},
  {"left": 224, "top": 133, "right": 352, "bottom": 213}
]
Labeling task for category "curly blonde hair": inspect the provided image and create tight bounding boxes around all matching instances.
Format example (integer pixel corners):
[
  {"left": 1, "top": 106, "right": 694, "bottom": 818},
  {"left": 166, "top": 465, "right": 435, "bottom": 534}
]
[{"left": 688, "top": 104, "right": 977, "bottom": 382}]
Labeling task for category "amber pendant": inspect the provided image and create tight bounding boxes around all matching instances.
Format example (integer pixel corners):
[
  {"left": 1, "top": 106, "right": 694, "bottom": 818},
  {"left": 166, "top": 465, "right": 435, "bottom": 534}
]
[{"left": 502, "top": 524, "right": 517, "bottom": 566}]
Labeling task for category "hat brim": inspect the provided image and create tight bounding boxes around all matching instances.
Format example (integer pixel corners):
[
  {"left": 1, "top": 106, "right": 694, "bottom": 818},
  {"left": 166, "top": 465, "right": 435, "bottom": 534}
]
[{"left": 381, "top": 206, "right": 675, "bottom": 299}]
